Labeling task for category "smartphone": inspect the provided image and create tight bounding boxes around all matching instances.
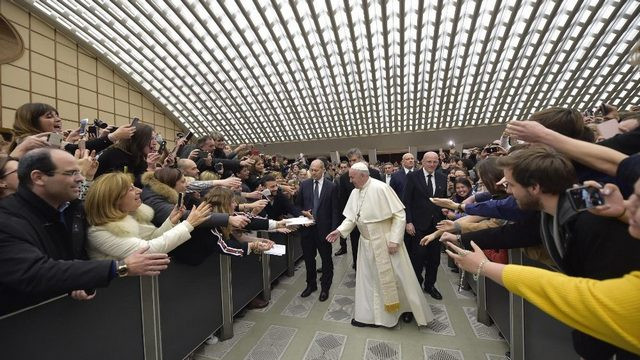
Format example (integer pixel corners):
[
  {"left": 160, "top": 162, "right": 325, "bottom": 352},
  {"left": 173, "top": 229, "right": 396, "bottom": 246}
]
[
  {"left": 185, "top": 131, "right": 193, "bottom": 142},
  {"left": 47, "top": 133, "right": 63, "bottom": 147},
  {"left": 177, "top": 192, "right": 184, "bottom": 208},
  {"left": 448, "top": 175, "right": 456, "bottom": 183},
  {"left": 79, "top": 118, "right": 88, "bottom": 136},
  {"left": 78, "top": 139, "right": 86, "bottom": 153},
  {"left": 130, "top": 117, "right": 140, "bottom": 127},
  {"left": 566, "top": 186, "right": 605, "bottom": 211},
  {"left": 157, "top": 140, "right": 167, "bottom": 154},
  {"left": 600, "top": 103, "right": 609, "bottom": 116}
]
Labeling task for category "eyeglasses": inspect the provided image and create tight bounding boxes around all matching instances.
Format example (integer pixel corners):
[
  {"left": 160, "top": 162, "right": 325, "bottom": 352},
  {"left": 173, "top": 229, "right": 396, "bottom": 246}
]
[{"left": 47, "top": 170, "right": 83, "bottom": 177}]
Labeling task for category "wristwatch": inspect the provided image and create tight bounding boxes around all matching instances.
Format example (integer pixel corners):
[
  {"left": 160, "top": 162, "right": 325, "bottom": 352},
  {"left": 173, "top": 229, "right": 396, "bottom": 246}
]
[{"left": 116, "top": 260, "right": 129, "bottom": 277}]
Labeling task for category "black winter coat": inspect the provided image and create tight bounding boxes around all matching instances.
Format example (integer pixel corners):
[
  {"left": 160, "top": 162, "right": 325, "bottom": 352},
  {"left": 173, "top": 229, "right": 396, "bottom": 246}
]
[{"left": 0, "top": 187, "right": 112, "bottom": 315}]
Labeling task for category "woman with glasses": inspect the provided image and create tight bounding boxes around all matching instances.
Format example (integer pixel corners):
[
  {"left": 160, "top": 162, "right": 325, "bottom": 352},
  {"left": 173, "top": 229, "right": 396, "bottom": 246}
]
[{"left": 0, "top": 155, "right": 19, "bottom": 198}]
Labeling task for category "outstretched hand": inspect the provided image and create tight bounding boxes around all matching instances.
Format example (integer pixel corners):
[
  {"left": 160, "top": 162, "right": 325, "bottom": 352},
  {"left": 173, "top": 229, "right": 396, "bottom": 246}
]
[{"left": 326, "top": 229, "right": 340, "bottom": 243}]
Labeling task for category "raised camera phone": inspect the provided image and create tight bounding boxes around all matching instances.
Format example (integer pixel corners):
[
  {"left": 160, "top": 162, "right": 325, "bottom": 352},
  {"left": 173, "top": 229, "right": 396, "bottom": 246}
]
[
  {"left": 130, "top": 117, "right": 140, "bottom": 127},
  {"left": 177, "top": 192, "right": 184, "bottom": 208},
  {"left": 600, "top": 103, "right": 610, "bottom": 116},
  {"left": 157, "top": 140, "right": 167, "bottom": 154},
  {"left": 484, "top": 146, "right": 500, "bottom": 154},
  {"left": 185, "top": 132, "right": 193, "bottom": 142},
  {"left": 79, "top": 118, "right": 88, "bottom": 136},
  {"left": 47, "top": 133, "right": 63, "bottom": 147},
  {"left": 566, "top": 186, "right": 605, "bottom": 211}
]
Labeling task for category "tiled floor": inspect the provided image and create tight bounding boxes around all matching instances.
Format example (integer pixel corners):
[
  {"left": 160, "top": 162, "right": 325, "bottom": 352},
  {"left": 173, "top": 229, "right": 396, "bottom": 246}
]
[{"left": 195, "top": 245, "right": 508, "bottom": 360}]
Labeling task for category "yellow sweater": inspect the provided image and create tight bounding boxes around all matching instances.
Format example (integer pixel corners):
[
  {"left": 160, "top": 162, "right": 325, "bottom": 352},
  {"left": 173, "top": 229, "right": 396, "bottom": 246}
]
[{"left": 502, "top": 265, "right": 640, "bottom": 355}]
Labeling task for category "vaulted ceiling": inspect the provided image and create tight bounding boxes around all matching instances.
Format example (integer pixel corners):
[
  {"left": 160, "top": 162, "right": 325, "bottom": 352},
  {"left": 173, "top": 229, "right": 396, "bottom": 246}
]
[{"left": 21, "top": 0, "right": 640, "bottom": 145}]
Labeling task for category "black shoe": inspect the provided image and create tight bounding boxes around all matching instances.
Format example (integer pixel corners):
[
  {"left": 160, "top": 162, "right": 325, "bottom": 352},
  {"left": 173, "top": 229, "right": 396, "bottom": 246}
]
[
  {"left": 300, "top": 286, "right": 317, "bottom": 298},
  {"left": 351, "top": 319, "right": 380, "bottom": 328},
  {"left": 426, "top": 287, "right": 443, "bottom": 300},
  {"left": 319, "top": 289, "right": 329, "bottom": 302},
  {"left": 334, "top": 248, "right": 347, "bottom": 256},
  {"left": 401, "top": 312, "right": 413, "bottom": 323},
  {"left": 317, "top": 267, "right": 323, "bottom": 273}
]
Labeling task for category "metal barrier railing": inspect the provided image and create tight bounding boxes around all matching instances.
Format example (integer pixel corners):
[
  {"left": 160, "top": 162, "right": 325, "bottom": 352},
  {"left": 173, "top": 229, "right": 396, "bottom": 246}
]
[
  {"left": 474, "top": 249, "right": 575, "bottom": 360},
  {"left": 0, "top": 240, "right": 305, "bottom": 360}
]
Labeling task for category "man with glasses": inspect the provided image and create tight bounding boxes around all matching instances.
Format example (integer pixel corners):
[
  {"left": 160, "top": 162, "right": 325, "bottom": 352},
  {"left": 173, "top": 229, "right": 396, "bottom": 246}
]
[{"left": 0, "top": 148, "right": 170, "bottom": 315}]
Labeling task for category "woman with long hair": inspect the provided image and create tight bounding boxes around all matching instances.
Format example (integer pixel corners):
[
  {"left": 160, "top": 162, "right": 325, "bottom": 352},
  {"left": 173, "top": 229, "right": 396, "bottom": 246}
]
[
  {"left": 10, "top": 103, "right": 134, "bottom": 155},
  {"left": 141, "top": 167, "right": 253, "bottom": 264},
  {"left": 85, "top": 172, "right": 212, "bottom": 260},
  {"left": 94, "top": 122, "right": 156, "bottom": 185},
  {"left": 201, "top": 186, "right": 274, "bottom": 254}
]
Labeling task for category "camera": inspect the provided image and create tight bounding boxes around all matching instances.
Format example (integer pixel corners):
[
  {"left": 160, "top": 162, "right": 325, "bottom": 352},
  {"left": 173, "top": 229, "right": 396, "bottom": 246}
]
[
  {"left": 94, "top": 118, "right": 108, "bottom": 129},
  {"left": 484, "top": 146, "right": 500, "bottom": 154},
  {"left": 214, "top": 162, "right": 224, "bottom": 174},
  {"left": 566, "top": 185, "right": 605, "bottom": 211}
]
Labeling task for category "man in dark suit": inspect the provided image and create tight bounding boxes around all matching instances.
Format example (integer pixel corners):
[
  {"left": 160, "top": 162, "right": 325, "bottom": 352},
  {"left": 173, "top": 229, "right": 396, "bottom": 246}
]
[
  {"left": 382, "top": 163, "right": 394, "bottom": 185},
  {"left": 402, "top": 151, "right": 447, "bottom": 300},
  {"left": 390, "top": 153, "right": 416, "bottom": 251},
  {"left": 336, "top": 148, "right": 383, "bottom": 269},
  {"left": 295, "top": 160, "right": 339, "bottom": 301},
  {"left": 389, "top": 153, "right": 415, "bottom": 199}
]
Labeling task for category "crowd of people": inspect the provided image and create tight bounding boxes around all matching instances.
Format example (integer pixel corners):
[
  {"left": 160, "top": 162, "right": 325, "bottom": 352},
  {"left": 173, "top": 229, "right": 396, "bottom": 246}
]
[{"left": 0, "top": 100, "right": 638, "bottom": 358}]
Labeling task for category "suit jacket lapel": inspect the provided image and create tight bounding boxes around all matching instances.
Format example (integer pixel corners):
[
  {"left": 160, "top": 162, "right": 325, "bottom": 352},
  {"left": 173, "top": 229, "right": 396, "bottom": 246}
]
[{"left": 417, "top": 171, "right": 428, "bottom": 193}]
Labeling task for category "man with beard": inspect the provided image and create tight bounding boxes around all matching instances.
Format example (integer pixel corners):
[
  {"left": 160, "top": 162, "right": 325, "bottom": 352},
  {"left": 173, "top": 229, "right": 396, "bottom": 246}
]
[{"left": 448, "top": 146, "right": 640, "bottom": 359}]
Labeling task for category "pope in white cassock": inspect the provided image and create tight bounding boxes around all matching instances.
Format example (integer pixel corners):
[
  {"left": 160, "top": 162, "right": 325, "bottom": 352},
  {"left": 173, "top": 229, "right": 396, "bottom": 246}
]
[{"left": 326, "top": 162, "right": 434, "bottom": 328}]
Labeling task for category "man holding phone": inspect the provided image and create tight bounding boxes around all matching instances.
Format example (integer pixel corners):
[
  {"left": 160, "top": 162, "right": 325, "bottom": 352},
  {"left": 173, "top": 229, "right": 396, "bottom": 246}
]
[{"left": 488, "top": 146, "right": 640, "bottom": 359}]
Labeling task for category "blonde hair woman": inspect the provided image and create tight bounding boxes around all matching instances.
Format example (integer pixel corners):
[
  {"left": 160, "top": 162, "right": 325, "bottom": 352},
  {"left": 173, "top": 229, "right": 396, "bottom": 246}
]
[{"left": 85, "top": 172, "right": 212, "bottom": 260}]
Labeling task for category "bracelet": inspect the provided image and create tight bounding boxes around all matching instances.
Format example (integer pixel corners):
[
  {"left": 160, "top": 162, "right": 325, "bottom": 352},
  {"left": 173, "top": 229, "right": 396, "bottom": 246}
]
[{"left": 473, "top": 259, "right": 489, "bottom": 281}]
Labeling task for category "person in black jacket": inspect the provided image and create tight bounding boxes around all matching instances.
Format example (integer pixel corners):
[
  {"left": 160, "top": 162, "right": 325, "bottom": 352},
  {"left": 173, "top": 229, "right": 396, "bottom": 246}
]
[
  {"left": 94, "top": 122, "right": 156, "bottom": 187},
  {"left": 336, "top": 148, "right": 382, "bottom": 267},
  {"left": 295, "top": 160, "right": 339, "bottom": 301},
  {"left": 453, "top": 146, "right": 640, "bottom": 360},
  {"left": 140, "top": 168, "right": 252, "bottom": 265},
  {"left": 0, "top": 148, "right": 168, "bottom": 315},
  {"left": 402, "top": 152, "right": 448, "bottom": 299}
]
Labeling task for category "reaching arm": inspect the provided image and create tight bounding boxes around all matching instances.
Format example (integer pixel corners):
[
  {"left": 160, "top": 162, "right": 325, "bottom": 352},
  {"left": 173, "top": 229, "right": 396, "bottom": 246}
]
[{"left": 506, "top": 120, "right": 626, "bottom": 176}]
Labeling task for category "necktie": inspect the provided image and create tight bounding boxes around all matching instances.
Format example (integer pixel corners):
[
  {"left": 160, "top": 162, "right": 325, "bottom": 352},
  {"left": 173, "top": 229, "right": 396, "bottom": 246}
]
[
  {"left": 313, "top": 180, "right": 320, "bottom": 213},
  {"left": 426, "top": 174, "right": 434, "bottom": 197}
]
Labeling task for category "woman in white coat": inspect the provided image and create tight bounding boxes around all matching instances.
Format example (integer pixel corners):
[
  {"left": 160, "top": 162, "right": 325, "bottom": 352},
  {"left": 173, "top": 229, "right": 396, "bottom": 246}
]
[{"left": 85, "top": 172, "right": 212, "bottom": 260}]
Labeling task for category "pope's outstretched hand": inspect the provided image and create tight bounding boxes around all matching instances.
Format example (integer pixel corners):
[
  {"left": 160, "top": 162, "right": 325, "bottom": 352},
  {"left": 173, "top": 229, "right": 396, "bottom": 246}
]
[{"left": 326, "top": 229, "right": 341, "bottom": 243}]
